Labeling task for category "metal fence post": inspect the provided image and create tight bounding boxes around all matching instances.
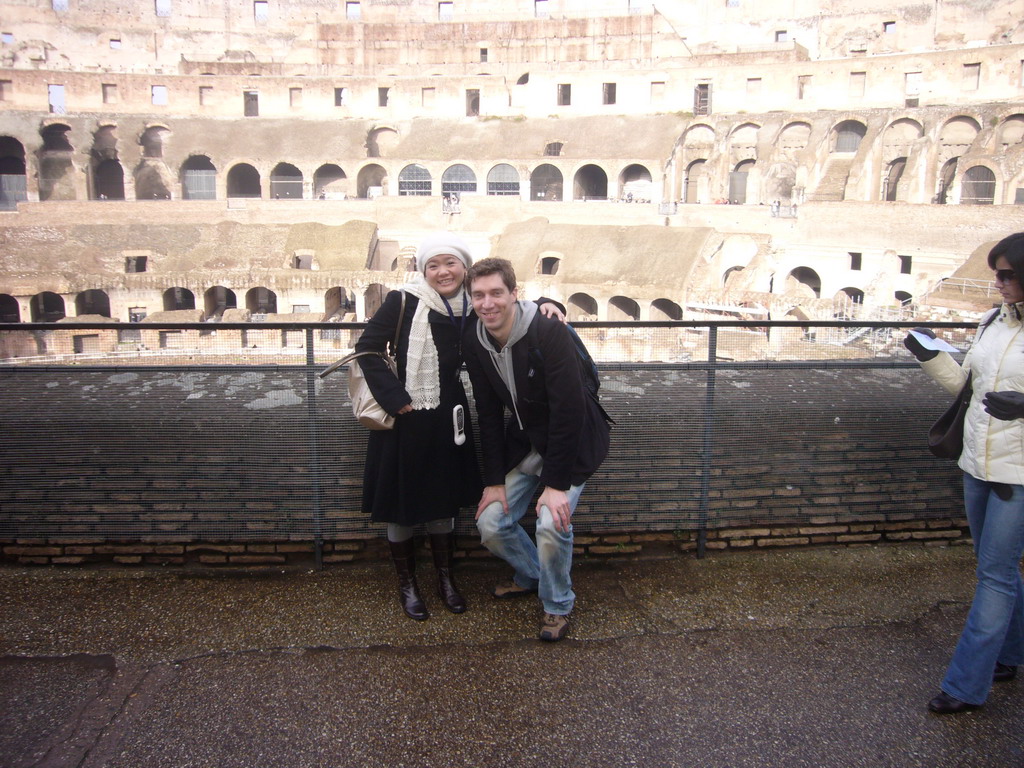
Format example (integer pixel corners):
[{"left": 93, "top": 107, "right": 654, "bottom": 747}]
[
  {"left": 697, "top": 325, "right": 718, "bottom": 558},
  {"left": 305, "top": 329, "right": 325, "bottom": 569}
]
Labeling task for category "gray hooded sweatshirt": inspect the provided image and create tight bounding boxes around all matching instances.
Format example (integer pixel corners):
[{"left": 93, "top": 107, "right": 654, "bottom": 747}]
[{"left": 474, "top": 299, "right": 538, "bottom": 431}]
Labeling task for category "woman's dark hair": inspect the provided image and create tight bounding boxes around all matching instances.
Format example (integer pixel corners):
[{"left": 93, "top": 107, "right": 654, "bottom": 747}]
[{"left": 987, "top": 232, "right": 1024, "bottom": 279}]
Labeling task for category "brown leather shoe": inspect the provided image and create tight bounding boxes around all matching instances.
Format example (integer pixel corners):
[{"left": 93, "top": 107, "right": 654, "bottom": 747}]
[
  {"left": 539, "top": 613, "right": 570, "bottom": 642},
  {"left": 492, "top": 581, "right": 537, "bottom": 599}
]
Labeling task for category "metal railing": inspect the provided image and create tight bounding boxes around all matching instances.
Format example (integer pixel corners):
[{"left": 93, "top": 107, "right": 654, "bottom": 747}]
[{"left": 0, "top": 319, "right": 977, "bottom": 563}]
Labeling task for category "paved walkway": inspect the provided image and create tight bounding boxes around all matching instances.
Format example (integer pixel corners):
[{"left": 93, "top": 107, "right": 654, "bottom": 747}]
[{"left": 1, "top": 545, "right": 1022, "bottom": 768}]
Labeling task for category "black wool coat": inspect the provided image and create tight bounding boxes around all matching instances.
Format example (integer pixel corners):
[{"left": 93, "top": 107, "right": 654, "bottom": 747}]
[
  {"left": 354, "top": 290, "right": 482, "bottom": 526},
  {"left": 463, "top": 312, "right": 610, "bottom": 491}
]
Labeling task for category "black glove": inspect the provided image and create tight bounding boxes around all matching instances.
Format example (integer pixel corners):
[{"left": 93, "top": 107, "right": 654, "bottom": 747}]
[
  {"left": 903, "top": 327, "right": 939, "bottom": 362},
  {"left": 983, "top": 391, "right": 1024, "bottom": 421}
]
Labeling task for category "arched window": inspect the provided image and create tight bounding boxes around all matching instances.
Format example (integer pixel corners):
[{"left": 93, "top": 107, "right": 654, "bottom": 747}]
[
  {"left": 30, "top": 292, "right": 65, "bottom": 322},
  {"left": 441, "top": 164, "right": 477, "bottom": 194},
  {"left": 181, "top": 155, "right": 217, "bottom": 200},
  {"left": 75, "top": 289, "right": 111, "bottom": 317},
  {"left": 487, "top": 164, "right": 520, "bottom": 196},
  {"left": 788, "top": 267, "right": 821, "bottom": 298},
  {"left": 314, "top": 164, "right": 347, "bottom": 199},
  {"left": 94, "top": 159, "right": 125, "bottom": 200},
  {"left": 226, "top": 164, "right": 262, "bottom": 198},
  {"left": 651, "top": 299, "right": 682, "bottom": 321},
  {"left": 0, "top": 294, "right": 21, "bottom": 322},
  {"left": 573, "top": 164, "right": 608, "bottom": 200},
  {"left": 530, "top": 164, "right": 563, "bottom": 201},
  {"left": 398, "top": 164, "right": 432, "bottom": 196},
  {"left": 568, "top": 293, "right": 598, "bottom": 321},
  {"left": 163, "top": 287, "right": 196, "bottom": 311},
  {"left": 609, "top": 296, "right": 640, "bottom": 321},
  {"left": 961, "top": 166, "right": 996, "bottom": 205},
  {"left": 884, "top": 158, "right": 906, "bottom": 201},
  {"left": 684, "top": 159, "right": 706, "bottom": 204},
  {"left": 204, "top": 286, "right": 237, "bottom": 318},
  {"left": 270, "top": 163, "right": 303, "bottom": 199},
  {"left": 246, "top": 287, "right": 277, "bottom": 314},
  {"left": 834, "top": 121, "right": 866, "bottom": 153}
]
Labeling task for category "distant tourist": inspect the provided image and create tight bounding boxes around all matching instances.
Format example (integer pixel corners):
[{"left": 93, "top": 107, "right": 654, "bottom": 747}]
[{"left": 904, "top": 231, "right": 1024, "bottom": 715}]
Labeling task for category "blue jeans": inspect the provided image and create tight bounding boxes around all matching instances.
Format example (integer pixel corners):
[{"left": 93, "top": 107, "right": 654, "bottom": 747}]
[
  {"left": 942, "top": 473, "right": 1024, "bottom": 705},
  {"left": 476, "top": 455, "right": 584, "bottom": 616}
]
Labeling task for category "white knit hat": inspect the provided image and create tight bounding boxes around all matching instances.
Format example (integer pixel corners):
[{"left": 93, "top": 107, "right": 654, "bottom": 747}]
[{"left": 414, "top": 232, "right": 474, "bottom": 273}]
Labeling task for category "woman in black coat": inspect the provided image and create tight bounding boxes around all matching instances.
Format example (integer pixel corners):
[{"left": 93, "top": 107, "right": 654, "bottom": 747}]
[{"left": 355, "top": 232, "right": 562, "bottom": 621}]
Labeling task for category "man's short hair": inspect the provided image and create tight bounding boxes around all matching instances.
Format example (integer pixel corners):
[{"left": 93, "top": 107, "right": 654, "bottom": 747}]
[{"left": 467, "top": 257, "right": 517, "bottom": 293}]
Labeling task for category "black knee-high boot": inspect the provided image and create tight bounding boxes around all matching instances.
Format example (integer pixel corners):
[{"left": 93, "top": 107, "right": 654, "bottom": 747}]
[
  {"left": 430, "top": 532, "right": 467, "bottom": 614},
  {"left": 389, "top": 538, "right": 428, "bottom": 621}
]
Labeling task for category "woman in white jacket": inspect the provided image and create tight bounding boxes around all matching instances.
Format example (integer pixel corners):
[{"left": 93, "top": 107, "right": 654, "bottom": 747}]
[{"left": 905, "top": 231, "right": 1024, "bottom": 714}]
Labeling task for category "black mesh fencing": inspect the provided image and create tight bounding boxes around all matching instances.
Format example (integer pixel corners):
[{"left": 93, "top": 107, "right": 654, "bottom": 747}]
[{"left": 0, "top": 320, "right": 977, "bottom": 551}]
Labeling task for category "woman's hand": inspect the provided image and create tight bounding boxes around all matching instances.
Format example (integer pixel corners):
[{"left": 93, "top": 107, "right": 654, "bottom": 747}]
[
  {"left": 396, "top": 404, "right": 413, "bottom": 415},
  {"left": 539, "top": 302, "right": 567, "bottom": 324},
  {"left": 983, "top": 391, "right": 1024, "bottom": 421},
  {"left": 903, "top": 327, "right": 939, "bottom": 361}
]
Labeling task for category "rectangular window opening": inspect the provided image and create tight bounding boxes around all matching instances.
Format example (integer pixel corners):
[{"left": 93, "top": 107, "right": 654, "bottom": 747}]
[
  {"left": 479, "top": 48, "right": 488, "bottom": 63},
  {"left": 244, "top": 90, "right": 259, "bottom": 116},
  {"left": 774, "top": 30, "right": 788, "bottom": 43},
  {"left": 0, "top": 80, "right": 12, "bottom": 101},
  {"left": 125, "top": 255, "right": 149, "bottom": 273},
  {"left": 746, "top": 77, "right": 762, "bottom": 95},
  {"left": 438, "top": 1, "right": 453, "bottom": 21},
  {"left": 963, "top": 62, "right": 981, "bottom": 91},
  {"left": 102, "top": 83, "right": 118, "bottom": 104},
  {"left": 883, "top": 21, "right": 896, "bottom": 34},
  {"left": 346, "top": 2, "right": 361, "bottom": 20},
  {"left": 109, "top": 38, "right": 122, "bottom": 49},
  {"left": 289, "top": 87, "right": 302, "bottom": 107},
  {"left": 422, "top": 86, "right": 435, "bottom": 107},
  {"left": 694, "top": 83, "right": 711, "bottom": 115},
  {"left": 899, "top": 255, "right": 913, "bottom": 274},
  {"left": 465, "top": 88, "right": 479, "bottom": 116},
  {"left": 155, "top": 0, "right": 171, "bottom": 18},
  {"left": 47, "top": 84, "right": 66, "bottom": 115},
  {"left": 650, "top": 80, "right": 665, "bottom": 104},
  {"left": 603, "top": 82, "right": 616, "bottom": 105},
  {"left": 534, "top": 0, "right": 549, "bottom": 18},
  {"left": 52, "top": 0, "right": 69, "bottom": 10},
  {"left": 151, "top": 85, "right": 168, "bottom": 106},
  {"left": 1, "top": 32, "right": 14, "bottom": 45},
  {"left": 334, "top": 87, "right": 348, "bottom": 106},
  {"left": 850, "top": 252, "right": 862, "bottom": 271},
  {"left": 254, "top": 1, "right": 269, "bottom": 22},
  {"left": 849, "top": 71, "right": 866, "bottom": 98},
  {"left": 557, "top": 83, "right": 571, "bottom": 106},
  {"left": 797, "top": 74, "right": 811, "bottom": 100},
  {"left": 199, "top": 85, "right": 212, "bottom": 106},
  {"left": 378, "top": 87, "right": 390, "bottom": 107}
]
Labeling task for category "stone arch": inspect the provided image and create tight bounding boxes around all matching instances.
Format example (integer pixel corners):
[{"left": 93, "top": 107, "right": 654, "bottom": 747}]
[
  {"left": 75, "top": 289, "right": 111, "bottom": 317},
  {"left": 683, "top": 159, "right": 706, "bottom": 203},
  {"left": 270, "top": 162, "right": 303, "bottom": 199},
  {"left": 567, "top": 292, "right": 598, "bottom": 321},
  {"left": 441, "top": 164, "right": 477, "bottom": 194},
  {"left": 245, "top": 287, "right": 277, "bottom": 314},
  {"left": 0, "top": 294, "right": 20, "bottom": 322},
  {"left": 786, "top": 267, "right": 821, "bottom": 299},
  {"left": 938, "top": 116, "right": 981, "bottom": 165},
  {"left": 226, "top": 163, "right": 262, "bottom": 198},
  {"left": 356, "top": 163, "right": 387, "bottom": 198},
  {"left": 314, "top": 164, "right": 348, "bottom": 199},
  {"left": 530, "top": 163, "right": 563, "bottom": 201},
  {"left": 38, "top": 123, "right": 75, "bottom": 201},
  {"left": 366, "top": 126, "right": 399, "bottom": 158},
  {"left": 961, "top": 165, "right": 996, "bottom": 205},
  {"left": 486, "top": 163, "right": 520, "bottom": 196},
  {"left": 0, "top": 136, "right": 28, "bottom": 209},
  {"left": 204, "top": 286, "right": 237, "bottom": 318},
  {"left": 682, "top": 124, "right": 715, "bottom": 148},
  {"left": 779, "top": 121, "right": 811, "bottom": 155},
  {"left": 398, "top": 163, "right": 432, "bottom": 196},
  {"left": 619, "top": 164, "right": 652, "bottom": 202},
  {"left": 324, "top": 286, "right": 355, "bottom": 319},
  {"left": 723, "top": 265, "right": 745, "bottom": 288},
  {"left": 609, "top": 295, "right": 639, "bottom": 321},
  {"left": 30, "top": 291, "right": 65, "bottom": 322},
  {"left": 832, "top": 120, "right": 867, "bottom": 153},
  {"left": 94, "top": 159, "right": 125, "bottom": 200},
  {"left": 729, "top": 122, "right": 759, "bottom": 159},
  {"left": 163, "top": 287, "right": 196, "bottom": 311},
  {"left": 651, "top": 298, "right": 682, "bottom": 320},
  {"left": 134, "top": 158, "right": 172, "bottom": 200},
  {"left": 998, "top": 114, "right": 1024, "bottom": 149},
  {"left": 181, "top": 155, "right": 217, "bottom": 200},
  {"left": 140, "top": 125, "right": 169, "bottom": 159},
  {"left": 573, "top": 164, "right": 608, "bottom": 200},
  {"left": 538, "top": 252, "right": 561, "bottom": 275},
  {"left": 884, "top": 158, "right": 907, "bottom": 201}
]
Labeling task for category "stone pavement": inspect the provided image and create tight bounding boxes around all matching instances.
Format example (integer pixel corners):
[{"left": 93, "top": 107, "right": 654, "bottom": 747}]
[{"left": 1, "top": 545, "right": 1022, "bottom": 768}]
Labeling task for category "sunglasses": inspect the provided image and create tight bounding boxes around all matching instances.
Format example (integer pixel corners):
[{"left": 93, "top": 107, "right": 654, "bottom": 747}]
[{"left": 995, "top": 269, "right": 1019, "bottom": 283}]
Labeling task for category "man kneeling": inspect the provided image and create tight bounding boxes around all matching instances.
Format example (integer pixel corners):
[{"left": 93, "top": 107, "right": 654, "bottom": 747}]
[{"left": 463, "top": 258, "right": 610, "bottom": 641}]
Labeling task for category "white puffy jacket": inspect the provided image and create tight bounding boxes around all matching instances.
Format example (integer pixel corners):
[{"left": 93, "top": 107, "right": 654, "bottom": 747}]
[{"left": 921, "top": 304, "right": 1024, "bottom": 484}]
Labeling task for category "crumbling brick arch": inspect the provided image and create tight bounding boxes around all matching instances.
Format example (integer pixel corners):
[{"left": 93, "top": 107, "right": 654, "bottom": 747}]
[
  {"left": 0, "top": 293, "right": 21, "bottom": 322},
  {"left": 163, "top": 287, "right": 196, "bottom": 311},
  {"left": 313, "top": 164, "right": 348, "bottom": 199},
  {"left": 572, "top": 163, "right": 607, "bottom": 200},
  {"left": 75, "top": 289, "right": 111, "bottom": 317},
  {"left": 567, "top": 292, "right": 598, "bottom": 321},
  {"left": 30, "top": 291, "right": 65, "bottom": 322},
  {"left": 651, "top": 298, "right": 682, "bottom": 321},
  {"left": 38, "top": 122, "right": 77, "bottom": 201}
]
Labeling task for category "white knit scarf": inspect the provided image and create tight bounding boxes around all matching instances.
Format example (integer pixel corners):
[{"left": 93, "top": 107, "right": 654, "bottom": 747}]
[{"left": 401, "top": 276, "right": 469, "bottom": 411}]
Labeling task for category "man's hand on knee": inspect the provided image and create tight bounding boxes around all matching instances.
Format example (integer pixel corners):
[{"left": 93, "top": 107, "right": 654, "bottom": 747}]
[
  {"left": 537, "top": 487, "right": 571, "bottom": 532},
  {"left": 476, "top": 484, "right": 509, "bottom": 519}
]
